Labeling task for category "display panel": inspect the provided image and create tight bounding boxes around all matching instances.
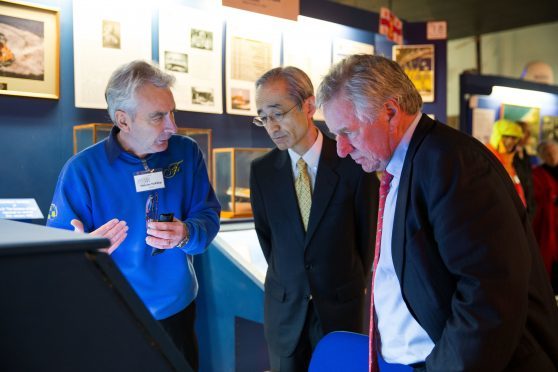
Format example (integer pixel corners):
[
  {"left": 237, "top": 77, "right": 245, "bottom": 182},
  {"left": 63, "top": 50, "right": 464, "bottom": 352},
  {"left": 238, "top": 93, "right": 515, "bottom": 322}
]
[
  {"left": 73, "top": 0, "right": 151, "bottom": 108},
  {"left": 283, "top": 16, "right": 333, "bottom": 121},
  {"left": 159, "top": 5, "right": 223, "bottom": 114},
  {"left": 225, "top": 8, "right": 283, "bottom": 116}
]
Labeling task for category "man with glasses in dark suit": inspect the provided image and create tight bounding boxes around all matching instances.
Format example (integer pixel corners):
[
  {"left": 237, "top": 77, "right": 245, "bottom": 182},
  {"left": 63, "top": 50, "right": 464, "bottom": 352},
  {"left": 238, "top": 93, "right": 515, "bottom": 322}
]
[{"left": 250, "top": 66, "right": 379, "bottom": 371}]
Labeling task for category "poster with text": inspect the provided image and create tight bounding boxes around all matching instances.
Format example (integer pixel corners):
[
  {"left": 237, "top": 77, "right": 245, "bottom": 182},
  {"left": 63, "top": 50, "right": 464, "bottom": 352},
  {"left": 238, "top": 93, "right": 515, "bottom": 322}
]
[
  {"left": 225, "top": 9, "right": 283, "bottom": 116},
  {"left": 73, "top": 1, "right": 152, "bottom": 109},
  {"left": 159, "top": 6, "right": 222, "bottom": 114}
]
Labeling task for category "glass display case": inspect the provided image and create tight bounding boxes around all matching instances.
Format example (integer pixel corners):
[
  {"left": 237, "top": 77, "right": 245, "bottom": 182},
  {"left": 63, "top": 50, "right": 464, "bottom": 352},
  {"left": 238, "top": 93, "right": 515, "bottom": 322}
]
[
  {"left": 73, "top": 123, "right": 112, "bottom": 154},
  {"left": 181, "top": 128, "right": 213, "bottom": 179},
  {"left": 73, "top": 123, "right": 213, "bottom": 178},
  {"left": 213, "top": 148, "right": 270, "bottom": 219}
]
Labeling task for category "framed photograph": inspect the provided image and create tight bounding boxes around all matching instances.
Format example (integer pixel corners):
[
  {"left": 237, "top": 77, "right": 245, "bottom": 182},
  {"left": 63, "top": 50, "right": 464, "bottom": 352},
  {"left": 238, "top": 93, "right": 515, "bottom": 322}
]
[
  {"left": 102, "top": 20, "right": 120, "bottom": 49},
  {"left": 393, "top": 44, "right": 435, "bottom": 102},
  {"left": 500, "top": 103, "right": 541, "bottom": 155},
  {"left": 73, "top": 1, "right": 151, "bottom": 108},
  {"left": 0, "top": 0, "right": 59, "bottom": 99}
]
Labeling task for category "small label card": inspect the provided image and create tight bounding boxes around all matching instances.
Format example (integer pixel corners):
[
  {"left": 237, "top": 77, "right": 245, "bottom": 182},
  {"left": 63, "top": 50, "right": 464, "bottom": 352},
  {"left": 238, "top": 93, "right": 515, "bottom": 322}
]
[
  {"left": 134, "top": 170, "right": 165, "bottom": 192},
  {"left": 0, "top": 199, "right": 44, "bottom": 219}
]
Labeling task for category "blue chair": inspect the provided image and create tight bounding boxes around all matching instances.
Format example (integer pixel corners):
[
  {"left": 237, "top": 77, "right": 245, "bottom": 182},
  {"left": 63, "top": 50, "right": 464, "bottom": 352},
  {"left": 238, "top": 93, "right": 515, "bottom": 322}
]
[
  {"left": 309, "top": 331, "right": 368, "bottom": 371},
  {"left": 309, "top": 331, "right": 412, "bottom": 372}
]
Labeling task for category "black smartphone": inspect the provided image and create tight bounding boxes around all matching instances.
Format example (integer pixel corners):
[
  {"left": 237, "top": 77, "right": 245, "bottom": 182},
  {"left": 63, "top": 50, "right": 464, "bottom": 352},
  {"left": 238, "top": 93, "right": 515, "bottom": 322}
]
[{"left": 151, "top": 213, "right": 174, "bottom": 256}]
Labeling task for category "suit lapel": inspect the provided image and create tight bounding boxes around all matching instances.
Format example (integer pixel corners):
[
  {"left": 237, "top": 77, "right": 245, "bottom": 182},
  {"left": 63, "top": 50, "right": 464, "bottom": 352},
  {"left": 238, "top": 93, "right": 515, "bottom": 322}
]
[
  {"left": 273, "top": 150, "right": 306, "bottom": 244},
  {"left": 305, "top": 135, "right": 339, "bottom": 246},
  {"left": 392, "top": 114, "right": 436, "bottom": 281}
]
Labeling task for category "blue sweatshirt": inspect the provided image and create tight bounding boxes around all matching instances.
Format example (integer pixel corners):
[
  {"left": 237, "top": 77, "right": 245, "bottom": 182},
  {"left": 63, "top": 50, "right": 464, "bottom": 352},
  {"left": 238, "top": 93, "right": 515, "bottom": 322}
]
[{"left": 47, "top": 127, "right": 221, "bottom": 319}]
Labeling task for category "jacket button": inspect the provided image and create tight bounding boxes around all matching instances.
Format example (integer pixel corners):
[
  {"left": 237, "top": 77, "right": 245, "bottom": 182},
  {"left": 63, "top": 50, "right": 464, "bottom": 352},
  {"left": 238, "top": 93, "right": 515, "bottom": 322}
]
[{"left": 306, "top": 294, "right": 313, "bottom": 301}]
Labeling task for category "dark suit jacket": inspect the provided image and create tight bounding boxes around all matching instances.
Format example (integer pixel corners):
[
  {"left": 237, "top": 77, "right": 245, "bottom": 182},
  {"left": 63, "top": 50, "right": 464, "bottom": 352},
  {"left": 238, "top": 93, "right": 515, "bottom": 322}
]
[
  {"left": 250, "top": 133, "right": 379, "bottom": 356},
  {"left": 394, "top": 114, "right": 558, "bottom": 371}
]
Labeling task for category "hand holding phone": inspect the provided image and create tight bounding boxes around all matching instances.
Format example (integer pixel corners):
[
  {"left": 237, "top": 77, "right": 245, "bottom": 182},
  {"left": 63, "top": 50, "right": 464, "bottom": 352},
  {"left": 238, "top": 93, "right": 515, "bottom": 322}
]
[{"left": 151, "top": 213, "right": 174, "bottom": 256}]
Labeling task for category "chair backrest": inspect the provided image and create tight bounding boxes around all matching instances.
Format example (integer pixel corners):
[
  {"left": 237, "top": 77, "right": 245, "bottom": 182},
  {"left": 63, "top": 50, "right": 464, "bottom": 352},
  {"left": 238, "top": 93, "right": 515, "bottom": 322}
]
[{"left": 309, "top": 331, "right": 368, "bottom": 372}]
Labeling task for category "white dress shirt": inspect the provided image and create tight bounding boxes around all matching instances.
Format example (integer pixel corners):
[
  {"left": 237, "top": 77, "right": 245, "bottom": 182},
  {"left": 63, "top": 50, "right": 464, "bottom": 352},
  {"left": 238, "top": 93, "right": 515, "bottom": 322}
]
[
  {"left": 374, "top": 112, "right": 435, "bottom": 365},
  {"left": 288, "top": 129, "right": 323, "bottom": 190}
]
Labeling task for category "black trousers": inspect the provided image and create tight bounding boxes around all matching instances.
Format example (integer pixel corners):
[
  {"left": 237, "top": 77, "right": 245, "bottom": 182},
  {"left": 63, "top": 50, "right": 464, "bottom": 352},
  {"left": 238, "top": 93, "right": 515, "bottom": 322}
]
[
  {"left": 159, "top": 301, "right": 199, "bottom": 371},
  {"left": 269, "top": 301, "right": 324, "bottom": 372}
]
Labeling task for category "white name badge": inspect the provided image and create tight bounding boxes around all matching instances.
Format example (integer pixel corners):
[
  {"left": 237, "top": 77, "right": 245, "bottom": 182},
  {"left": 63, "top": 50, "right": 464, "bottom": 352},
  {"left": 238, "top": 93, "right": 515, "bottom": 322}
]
[{"left": 134, "top": 170, "right": 165, "bottom": 192}]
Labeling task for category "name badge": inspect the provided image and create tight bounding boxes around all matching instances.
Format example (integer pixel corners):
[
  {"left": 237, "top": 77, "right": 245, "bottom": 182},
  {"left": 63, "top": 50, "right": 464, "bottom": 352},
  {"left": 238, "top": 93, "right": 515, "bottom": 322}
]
[{"left": 134, "top": 170, "right": 165, "bottom": 192}]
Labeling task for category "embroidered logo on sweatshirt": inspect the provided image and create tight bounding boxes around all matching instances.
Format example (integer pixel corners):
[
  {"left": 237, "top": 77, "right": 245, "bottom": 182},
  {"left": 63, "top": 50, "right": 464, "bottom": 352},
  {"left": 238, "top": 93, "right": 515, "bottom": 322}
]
[
  {"left": 48, "top": 203, "right": 58, "bottom": 220},
  {"left": 164, "top": 160, "right": 183, "bottom": 178}
]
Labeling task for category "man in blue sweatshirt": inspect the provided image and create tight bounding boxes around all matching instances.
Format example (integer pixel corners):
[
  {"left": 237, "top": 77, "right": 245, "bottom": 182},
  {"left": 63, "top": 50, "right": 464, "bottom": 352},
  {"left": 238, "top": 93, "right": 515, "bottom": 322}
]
[{"left": 47, "top": 60, "right": 221, "bottom": 370}]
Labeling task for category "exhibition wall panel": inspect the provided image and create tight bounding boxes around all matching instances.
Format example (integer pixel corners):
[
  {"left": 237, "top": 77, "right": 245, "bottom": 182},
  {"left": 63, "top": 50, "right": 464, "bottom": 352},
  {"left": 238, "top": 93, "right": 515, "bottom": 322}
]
[{"left": 0, "top": 0, "right": 447, "bottom": 224}]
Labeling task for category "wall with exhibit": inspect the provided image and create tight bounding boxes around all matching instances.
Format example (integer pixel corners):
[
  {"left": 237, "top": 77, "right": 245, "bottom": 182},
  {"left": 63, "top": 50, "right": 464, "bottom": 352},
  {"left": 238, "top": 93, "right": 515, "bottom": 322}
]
[{"left": 0, "top": 0, "right": 447, "bottom": 222}]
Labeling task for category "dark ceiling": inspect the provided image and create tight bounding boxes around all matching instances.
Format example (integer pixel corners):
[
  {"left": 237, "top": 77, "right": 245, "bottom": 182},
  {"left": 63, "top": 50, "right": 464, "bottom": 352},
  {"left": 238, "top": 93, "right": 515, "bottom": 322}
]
[{"left": 330, "top": 0, "right": 558, "bottom": 40}]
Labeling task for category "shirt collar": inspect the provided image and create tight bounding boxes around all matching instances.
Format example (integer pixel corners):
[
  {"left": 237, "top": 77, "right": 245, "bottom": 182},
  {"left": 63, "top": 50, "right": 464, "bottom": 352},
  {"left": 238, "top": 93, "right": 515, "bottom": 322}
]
[
  {"left": 386, "top": 112, "right": 422, "bottom": 179},
  {"left": 105, "top": 125, "right": 125, "bottom": 164},
  {"left": 288, "top": 128, "right": 323, "bottom": 169}
]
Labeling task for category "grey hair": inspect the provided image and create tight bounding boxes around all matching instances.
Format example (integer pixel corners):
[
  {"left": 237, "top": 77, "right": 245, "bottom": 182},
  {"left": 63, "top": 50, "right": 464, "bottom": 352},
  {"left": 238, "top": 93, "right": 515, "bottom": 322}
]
[
  {"left": 316, "top": 54, "right": 422, "bottom": 122},
  {"left": 537, "top": 139, "right": 558, "bottom": 158},
  {"left": 255, "top": 66, "right": 314, "bottom": 107},
  {"left": 105, "top": 60, "right": 175, "bottom": 123}
]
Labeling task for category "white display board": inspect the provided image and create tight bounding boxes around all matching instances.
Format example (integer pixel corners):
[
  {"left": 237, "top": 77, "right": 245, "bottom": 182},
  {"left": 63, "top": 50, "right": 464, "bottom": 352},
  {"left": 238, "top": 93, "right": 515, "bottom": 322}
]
[
  {"left": 332, "top": 37, "right": 374, "bottom": 64},
  {"left": 159, "top": 6, "right": 223, "bottom": 114},
  {"left": 283, "top": 16, "right": 334, "bottom": 121},
  {"left": 225, "top": 8, "right": 284, "bottom": 116},
  {"left": 73, "top": 0, "right": 152, "bottom": 109}
]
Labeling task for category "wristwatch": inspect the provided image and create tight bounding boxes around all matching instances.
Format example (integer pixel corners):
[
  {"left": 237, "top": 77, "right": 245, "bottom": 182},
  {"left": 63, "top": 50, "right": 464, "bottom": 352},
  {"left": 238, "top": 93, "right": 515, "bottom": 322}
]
[{"left": 176, "top": 222, "right": 190, "bottom": 248}]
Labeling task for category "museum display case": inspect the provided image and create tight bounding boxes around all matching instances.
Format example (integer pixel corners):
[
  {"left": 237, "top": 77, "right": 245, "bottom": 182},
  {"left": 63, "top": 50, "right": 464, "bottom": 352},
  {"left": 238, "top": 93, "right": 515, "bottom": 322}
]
[
  {"left": 73, "top": 123, "right": 112, "bottom": 154},
  {"left": 73, "top": 123, "right": 213, "bottom": 177},
  {"left": 212, "top": 147, "right": 270, "bottom": 218}
]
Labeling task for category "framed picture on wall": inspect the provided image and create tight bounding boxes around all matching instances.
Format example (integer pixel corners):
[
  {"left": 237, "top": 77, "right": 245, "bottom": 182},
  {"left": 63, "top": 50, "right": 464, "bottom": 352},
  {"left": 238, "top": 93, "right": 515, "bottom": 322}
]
[
  {"left": 0, "top": 0, "right": 59, "bottom": 99},
  {"left": 500, "top": 103, "right": 541, "bottom": 155},
  {"left": 392, "top": 44, "right": 435, "bottom": 102}
]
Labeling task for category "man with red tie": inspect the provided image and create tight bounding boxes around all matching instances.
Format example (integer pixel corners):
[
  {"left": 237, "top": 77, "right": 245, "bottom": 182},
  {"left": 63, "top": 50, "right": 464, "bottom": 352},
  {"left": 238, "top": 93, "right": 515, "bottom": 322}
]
[{"left": 317, "top": 54, "right": 558, "bottom": 371}]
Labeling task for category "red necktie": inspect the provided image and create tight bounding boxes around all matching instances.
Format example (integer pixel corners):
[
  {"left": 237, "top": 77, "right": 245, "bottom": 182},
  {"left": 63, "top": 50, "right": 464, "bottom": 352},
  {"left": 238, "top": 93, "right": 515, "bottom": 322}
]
[{"left": 369, "top": 171, "right": 394, "bottom": 372}]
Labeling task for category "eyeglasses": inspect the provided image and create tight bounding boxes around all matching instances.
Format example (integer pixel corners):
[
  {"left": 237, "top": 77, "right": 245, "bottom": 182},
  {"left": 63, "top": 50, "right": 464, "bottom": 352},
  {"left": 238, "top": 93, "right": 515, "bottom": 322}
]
[
  {"left": 145, "top": 192, "right": 158, "bottom": 227},
  {"left": 252, "top": 102, "right": 298, "bottom": 127}
]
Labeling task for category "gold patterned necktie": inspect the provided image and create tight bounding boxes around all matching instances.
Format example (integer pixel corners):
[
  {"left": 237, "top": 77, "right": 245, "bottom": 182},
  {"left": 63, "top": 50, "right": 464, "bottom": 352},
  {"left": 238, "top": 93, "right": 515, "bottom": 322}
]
[{"left": 295, "top": 158, "right": 312, "bottom": 231}]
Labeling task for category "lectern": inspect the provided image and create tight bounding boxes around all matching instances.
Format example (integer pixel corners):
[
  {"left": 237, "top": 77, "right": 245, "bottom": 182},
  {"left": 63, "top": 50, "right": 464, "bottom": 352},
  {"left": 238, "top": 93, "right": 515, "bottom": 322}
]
[{"left": 0, "top": 220, "right": 191, "bottom": 372}]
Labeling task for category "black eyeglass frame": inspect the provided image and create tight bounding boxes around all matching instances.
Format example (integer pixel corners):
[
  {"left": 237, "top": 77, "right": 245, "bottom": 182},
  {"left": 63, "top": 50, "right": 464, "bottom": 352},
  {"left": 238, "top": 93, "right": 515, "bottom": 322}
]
[{"left": 252, "top": 102, "right": 299, "bottom": 127}]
